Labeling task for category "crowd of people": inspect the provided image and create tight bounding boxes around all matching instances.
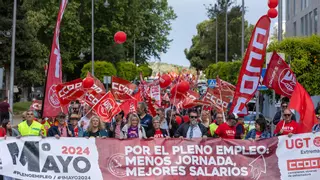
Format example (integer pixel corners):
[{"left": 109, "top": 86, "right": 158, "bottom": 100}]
[{"left": 1, "top": 97, "right": 320, "bottom": 142}]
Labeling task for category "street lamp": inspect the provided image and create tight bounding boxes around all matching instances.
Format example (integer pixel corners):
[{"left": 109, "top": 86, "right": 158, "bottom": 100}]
[
  {"left": 0, "top": 30, "right": 11, "bottom": 38},
  {"left": 91, "top": 0, "right": 109, "bottom": 76},
  {"left": 79, "top": 52, "right": 85, "bottom": 60}
]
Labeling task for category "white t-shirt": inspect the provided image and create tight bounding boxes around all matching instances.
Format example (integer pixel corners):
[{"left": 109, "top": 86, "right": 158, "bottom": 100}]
[{"left": 78, "top": 116, "right": 90, "bottom": 131}]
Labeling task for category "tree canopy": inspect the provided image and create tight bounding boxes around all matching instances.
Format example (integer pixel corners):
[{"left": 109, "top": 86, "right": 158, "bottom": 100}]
[
  {"left": 184, "top": 0, "right": 254, "bottom": 70},
  {"left": 81, "top": 61, "right": 117, "bottom": 82},
  {"left": 0, "top": 0, "right": 176, "bottom": 86}
]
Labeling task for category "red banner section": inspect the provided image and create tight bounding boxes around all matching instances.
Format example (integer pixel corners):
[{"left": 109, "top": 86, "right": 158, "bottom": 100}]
[
  {"left": 42, "top": 0, "right": 68, "bottom": 117},
  {"left": 55, "top": 78, "right": 84, "bottom": 106},
  {"left": 203, "top": 88, "right": 230, "bottom": 112},
  {"left": 97, "top": 138, "right": 280, "bottom": 179},
  {"left": 93, "top": 92, "right": 121, "bottom": 122},
  {"left": 111, "top": 76, "right": 137, "bottom": 100},
  {"left": 230, "top": 15, "right": 271, "bottom": 114},
  {"left": 262, "top": 52, "right": 296, "bottom": 98}
]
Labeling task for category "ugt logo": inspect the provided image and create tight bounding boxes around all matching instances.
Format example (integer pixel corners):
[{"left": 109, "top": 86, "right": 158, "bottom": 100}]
[{"left": 7, "top": 141, "right": 91, "bottom": 173}]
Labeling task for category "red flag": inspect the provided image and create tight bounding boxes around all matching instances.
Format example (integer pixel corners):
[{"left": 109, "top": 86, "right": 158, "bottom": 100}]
[
  {"left": 288, "top": 83, "right": 317, "bottom": 133},
  {"left": 30, "top": 100, "right": 42, "bottom": 111},
  {"left": 203, "top": 88, "right": 231, "bottom": 112},
  {"left": 120, "top": 99, "right": 138, "bottom": 117},
  {"left": 42, "top": 0, "right": 68, "bottom": 117},
  {"left": 262, "top": 52, "right": 296, "bottom": 98},
  {"left": 86, "top": 72, "right": 106, "bottom": 93},
  {"left": 111, "top": 76, "right": 136, "bottom": 100},
  {"left": 55, "top": 79, "right": 85, "bottom": 106},
  {"left": 186, "top": 90, "right": 200, "bottom": 100},
  {"left": 84, "top": 91, "right": 106, "bottom": 107},
  {"left": 132, "top": 90, "right": 142, "bottom": 102},
  {"left": 93, "top": 92, "right": 121, "bottom": 123},
  {"left": 230, "top": 15, "right": 271, "bottom": 114}
]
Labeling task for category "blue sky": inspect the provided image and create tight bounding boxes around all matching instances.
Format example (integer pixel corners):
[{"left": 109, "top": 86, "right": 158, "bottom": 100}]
[{"left": 155, "top": 0, "right": 279, "bottom": 67}]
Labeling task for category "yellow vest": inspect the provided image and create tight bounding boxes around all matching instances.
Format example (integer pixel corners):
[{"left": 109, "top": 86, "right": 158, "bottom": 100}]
[
  {"left": 209, "top": 123, "right": 219, "bottom": 136},
  {"left": 18, "top": 120, "right": 45, "bottom": 136}
]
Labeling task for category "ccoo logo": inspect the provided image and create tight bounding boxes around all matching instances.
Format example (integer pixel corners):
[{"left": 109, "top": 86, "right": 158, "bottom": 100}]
[
  {"left": 278, "top": 68, "right": 296, "bottom": 96},
  {"left": 48, "top": 85, "right": 60, "bottom": 108}
]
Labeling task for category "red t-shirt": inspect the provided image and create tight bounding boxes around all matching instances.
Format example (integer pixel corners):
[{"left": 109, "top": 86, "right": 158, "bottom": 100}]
[
  {"left": 154, "top": 129, "right": 164, "bottom": 138},
  {"left": 74, "top": 126, "right": 79, "bottom": 137},
  {"left": 274, "top": 120, "right": 299, "bottom": 135},
  {"left": 0, "top": 127, "right": 6, "bottom": 137},
  {"left": 215, "top": 122, "right": 236, "bottom": 139},
  {"left": 256, "top": 131, "right": 262, "bottom": 139}
]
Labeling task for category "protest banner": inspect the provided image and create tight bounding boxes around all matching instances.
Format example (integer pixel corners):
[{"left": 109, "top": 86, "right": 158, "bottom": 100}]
[{"left": 1, "top": 133, "right": 320, "bottom": 180}]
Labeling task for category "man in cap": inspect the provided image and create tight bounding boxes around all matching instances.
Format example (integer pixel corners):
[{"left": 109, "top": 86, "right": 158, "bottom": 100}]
[
  {"left": 48, "top": 112, "right": 74, "bottom": 138},
  {"left": 69, "top": 114, "right": 83, "bottom": 137}
]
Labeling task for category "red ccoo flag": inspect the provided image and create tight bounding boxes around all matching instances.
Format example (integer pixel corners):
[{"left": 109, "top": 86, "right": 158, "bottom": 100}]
[{"left": 288, "top": 82, "right": 317, "bottom": 133}]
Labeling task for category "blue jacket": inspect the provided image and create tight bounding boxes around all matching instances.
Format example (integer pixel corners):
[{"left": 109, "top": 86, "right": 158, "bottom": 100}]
[{"left": 245, "top": 129, "right": 271, "bottom": 140}]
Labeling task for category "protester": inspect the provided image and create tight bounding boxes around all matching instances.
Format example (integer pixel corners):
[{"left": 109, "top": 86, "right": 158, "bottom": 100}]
[
  {"left": 315, "top": 102, "right": 320, "bottom": 115},
  {"left": 209, "top": 113, "right": 224, "bottom": 137},
  {"left": 0, "top": 97, "right": 13, "bottom": 124},
  {"left": 78, "top": 104, "right": 92, "bottom": 131},
  {"left": 17, "top": 110, "right": 45, "bottom": 137},
  {"left": 200, "top": 110, "right": 211, "bottom": 129},
  {"left": 215, "top": 113, "right": 237, "bottom": 139},
  {"left": 147, "top": 116, "right": 169, "bottom": 138},
  {"left": 41, "top": 117, "right": 55, "bottom": 136},
  {"left": 2, "top": 119, "right": 19, "bottom": 137},
  {"left": 48, "top": 112, "right": 74, "bottom": 138},
  {"left": 174, "top": 110, "right": 208, "bottom": 139},
  {"left": 312, "top": 115, "right": 320, "bottom": 133},
  {"left": 156, "top": 108, "right": 169, "bottom": 133},
  {"left": 83, "top": 116, "right": 108, "bottom": 138},
  {"left": 107, "top": 111, "right": 126, "bottom": 138},
  {"left": 120, "top": 113, "right": 146, "bottom": 139},
  {"left": 69, "top": 114, "right": 83, "bottom": 137},
  {"left": 274, "top": 108, "right": 299, "bottom": 137},
  {"left": 273, "top": 101, "right": 296, "bottom": 125},
  {"left": 137, "top": 102, "right": 153, "bottom": 132},
  {"left": 166, "top": 109, "right": 179, "bottom": 137},
  {"left": 0, "top": 122, "right": 6, "bottom": 137},
  {"left": 235, "top": 115, "right": 245, "bottom": 139},
  {"left": 246, "top": 118, "right": 271, "bottom": 140}
]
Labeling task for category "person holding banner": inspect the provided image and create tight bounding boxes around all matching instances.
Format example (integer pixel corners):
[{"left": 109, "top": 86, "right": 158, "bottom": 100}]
[
  {"left": 137, "top": 102, "right": 153, "bottom": 132},
  {"left": 274, "top": 109, "right": 299, "bottom": 137},
  {"left": 69, "top": 114, "right": 83, "bottom": 137},
  {"left": 120, "top": 113, "right": 146, "bottom": 139},
  {"left": 312, "top": 114, "right": 320, "bottom": 133},
  {"left": 209, "top": 113, "right": 223, "bottom": 137},
  {"left": 214, "top": 113, "right": 237, "bottom": 139},
  {"left": 146, "top": 116, "right": 169, "bottom": 138},
  {"left": 245, "top": 118, "right": 271, "bottom": 140},
  {"left": 273, "top": 101, "right": 296, "bottom": 125},
  {"left": 48, "top": 112, "right": 74, "bottom": 138},
  {"left": 83, "top": 116, "right": 108, "bottom": 138},
  {"left": 174, "top": 110, "right": 208, "bottom": 139},
  {"left": 107, "top": 111, "right": 126, "bottom": 139},
  {"left": 17, "top": 110, "right": 45, "bottom": 138}
]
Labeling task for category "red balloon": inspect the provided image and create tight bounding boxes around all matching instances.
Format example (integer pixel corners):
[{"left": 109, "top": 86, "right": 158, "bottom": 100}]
[
  {"left": 177, "top": 81, "right": 190, "bottom": 93},
  {"left": 170, "top": 85, "right": 183, "bottom": 99},
  {"left": 267, "top": 8, "right": 278, "bottom": 18},
  {"left": 114, "top": 31, "right": 127, "bottom": 44},
  {"left": 159, "top": 74, "right": 172, "bottom": 88},
  {"left": 83, "top": 77, "right": 94, "bottom": 88},
  {"left": 268, "top": 0, "right": 278, "bottom": 8}
]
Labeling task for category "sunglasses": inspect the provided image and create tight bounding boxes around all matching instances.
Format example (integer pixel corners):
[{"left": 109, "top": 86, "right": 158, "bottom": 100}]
[
  {"left": 282, "top": 106, "right": 288, "bottom": 108},
  {"left": 283, "top": 114, "right": 291, "bottom": 117},
  {"left": 190, "top": 116, "right": 198, "bottom": 119},
  {"left": 27, "top": 113, "right": 33, "bottom": 115}
]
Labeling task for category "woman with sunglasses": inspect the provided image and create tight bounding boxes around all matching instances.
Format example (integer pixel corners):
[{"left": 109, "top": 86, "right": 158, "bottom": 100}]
[
  {"left": 246, "top": 118, "right": 271, "bottom": 141},
  {"left": 83, "top": 116, "right": 108, "bottom": 138},
  {"left": 274, "top": 108, "right": 298, "bottom": 137}
]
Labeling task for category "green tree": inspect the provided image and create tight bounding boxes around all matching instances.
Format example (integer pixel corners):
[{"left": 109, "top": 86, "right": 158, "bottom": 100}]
[
  {"left": 81, "top": 61, "right": 117, "bottom": 81},
  {"left": 138, "top": 64, "right": 153, "bottom": 78},
  {"left": 116, "top": 61, "right": 138, "bottom": 81},
  {"left": 185, "top": 0, "right": 254, "bottom": 70},
  {"left": 267, "top": 35, "right": 320, "bottom": 95},
  {"left": 205, "top": 61, "right": 242, "bottom": 85}
]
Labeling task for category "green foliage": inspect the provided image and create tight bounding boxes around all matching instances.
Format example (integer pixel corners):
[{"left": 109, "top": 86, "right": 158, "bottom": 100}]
[
  {"left": 81, "top": 61, "right": 117, "bottom": 81},
  {"left": 0, "top": 0, "right": 176, "bottom": 86},
  {"left": 205, "top": 61, "right": 242, "bottom": 85},
  {"left": 138, "top": 64, "right": 153, "bottom": 78},
  {"left": 185, "top": 0, "right": 254, "bottom": 70},
  {"left": 267, "top": 35, "right": 320, "bottom": 95},
  {"left": 13, "top": 101, "right": 32, "bottom": 114},
  {"left": 116, "top": 61, "right": 138, "bottom": 81}
]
